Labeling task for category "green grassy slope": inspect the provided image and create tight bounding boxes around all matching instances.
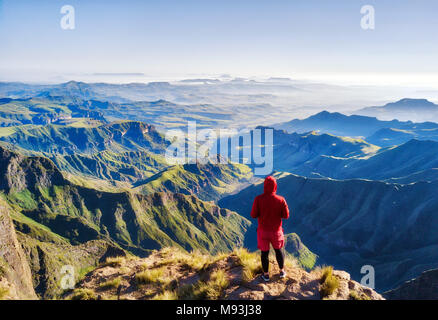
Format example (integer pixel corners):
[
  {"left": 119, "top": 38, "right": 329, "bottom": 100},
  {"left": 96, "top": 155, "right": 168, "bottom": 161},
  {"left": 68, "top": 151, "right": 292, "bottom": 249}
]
[
  {"left": 284, "top": 233, "right": 318, "bottom": 270},
  {"left": 52, "top": 150, "right": 168, "bottom": 183},
  {"left": 134, "top": 162, "right": 254, "bottom": 202},
  {"left": 0, "top": 145, "right": 250, "bottom": 256},
  {"left": 0, "top": 120, "right": 169, "bottom": 155}
]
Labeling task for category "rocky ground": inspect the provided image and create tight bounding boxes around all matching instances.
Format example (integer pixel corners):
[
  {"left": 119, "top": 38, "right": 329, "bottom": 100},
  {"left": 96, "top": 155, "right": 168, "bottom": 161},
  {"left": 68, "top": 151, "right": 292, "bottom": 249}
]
[{"left": 64, "top": 247, "right": 383, "bottom": 300}]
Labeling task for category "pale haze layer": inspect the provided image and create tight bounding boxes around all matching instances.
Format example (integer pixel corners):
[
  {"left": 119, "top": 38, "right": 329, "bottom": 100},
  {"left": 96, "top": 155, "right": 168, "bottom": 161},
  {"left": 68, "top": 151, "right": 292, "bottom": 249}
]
[{"left": 0, "top": 0, "right": 438, "bottom": 87}]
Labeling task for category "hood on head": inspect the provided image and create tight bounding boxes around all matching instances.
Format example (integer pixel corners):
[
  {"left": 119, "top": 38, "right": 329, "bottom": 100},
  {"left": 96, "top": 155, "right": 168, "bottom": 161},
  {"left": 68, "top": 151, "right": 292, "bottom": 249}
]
[{"left": 264, "top": 176, "right": 277, "bottom": 194}]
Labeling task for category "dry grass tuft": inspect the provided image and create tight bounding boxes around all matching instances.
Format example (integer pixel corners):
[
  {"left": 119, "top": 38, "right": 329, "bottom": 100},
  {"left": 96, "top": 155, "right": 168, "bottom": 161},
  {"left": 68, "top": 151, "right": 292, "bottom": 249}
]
[
  {"left": 233, "top": 248, "right": 262, "bottom": 282},
  {"left": 136, "top": 267, "right": 168, "bottom": 286},
  {"left": 99, "top": 277, "right": 122, "bottom": 290},
  {"left": 100, "top": 256, "right": 125, "bottom": 268},
  {"left": 70, "top": 288, "right": 97, "bottom": 300},
  {"left": 319, "top": 266, "right": 340, "bottom": 298}
]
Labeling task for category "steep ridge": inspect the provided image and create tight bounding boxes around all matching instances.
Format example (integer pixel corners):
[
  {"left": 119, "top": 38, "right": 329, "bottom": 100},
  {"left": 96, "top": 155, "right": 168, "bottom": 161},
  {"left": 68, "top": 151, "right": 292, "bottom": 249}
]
[
  {"left": 17, "top": 233, "right": 120, "bottom": 299},
  {"left": 269, "top": 130, "right": 379, "bottom": 173},
  {"left": 134, "top": 162, "right": 254, "bottom": 202},
  {"left": 384, "top": 268, "right": 438, "bottom": 300},
  {"left": 384, "top": 168, "right": 438, "bottom": 184},
  {"left": 357, "top": 98, "right": 438, "bottom": 122},
  {"left": 0, "top": 199, "right": 37, "bottom": 299},
  {"left": 219, "top": 174, "right": 438, "bottom": 291},
  {"left": 0, "top": 96, "right": 106, "bottom": 126},
  {"left": 366, "top": 127, "right": 438, "bottom": 147},
  {"left": 230, "top": 127, "right": 378, "bottom": 174},
  {"left": 0, "top": 145, "right": 250, "bottom": 257},
  {"left": 274, "top": 110, "right": 438, "bottom": 145},
  {"left": 52, "top": 150, "right": 168, "bottom": 184},
  {"left": 0, "top": 121, "right": 168, "bottom": 155},
  {"left": 288, "top": 139, "right": 438, "bottom": 182},
  {"left": 0, "top": 145, "right": 253, "bottom": 298}
]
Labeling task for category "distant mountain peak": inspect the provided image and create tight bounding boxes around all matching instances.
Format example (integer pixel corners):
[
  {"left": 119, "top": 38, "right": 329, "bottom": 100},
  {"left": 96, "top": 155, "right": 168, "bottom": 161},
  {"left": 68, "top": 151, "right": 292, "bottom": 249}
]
[
  {"left": 62, "top": 80, "right": 88, "bottom": 87},
  {"left": 150, "top": 99, "right": 174, "bottom": 105},
  {"left": 384, "top": 98, "right": 437, "bottom": 109}
]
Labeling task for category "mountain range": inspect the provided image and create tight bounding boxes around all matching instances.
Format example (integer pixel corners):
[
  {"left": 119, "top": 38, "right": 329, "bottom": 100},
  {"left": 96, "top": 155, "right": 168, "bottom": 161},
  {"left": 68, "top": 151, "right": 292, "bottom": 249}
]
[
  {"left": 1, "top": 86, "right": 438, "bottom": 300},
  {"left": 274, "top": 109, "right": 438, "bottom": 145},
  {"left": 356, "top": 98, "right": 438, "bottom": 122},
  {"left": 0, "top": 145, "right": 252, "bottom": 298},
  {"left": 280, "top": 138, "right": 438, "bottom": 182},
  {"left": 0, "top": 120, "right": 168, "bottom": 156}
]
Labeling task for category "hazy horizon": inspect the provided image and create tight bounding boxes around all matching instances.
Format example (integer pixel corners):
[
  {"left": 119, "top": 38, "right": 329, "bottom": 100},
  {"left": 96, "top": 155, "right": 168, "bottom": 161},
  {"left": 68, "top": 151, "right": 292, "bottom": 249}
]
[{"left": 1, "top": 0, "right": 438, "bottom": 89}]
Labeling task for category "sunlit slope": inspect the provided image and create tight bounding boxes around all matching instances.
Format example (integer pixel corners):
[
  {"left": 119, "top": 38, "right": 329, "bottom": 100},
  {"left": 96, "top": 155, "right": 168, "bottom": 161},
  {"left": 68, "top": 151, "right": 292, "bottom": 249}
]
[
  {"left": 52, "top": 150, "right": 168, "bottom": 184},
  {"left": 0, "top": 145, "right": 250, "bottom": 257},
  {"left": 0, "top": 121, "right": 168, "bottom": 155},
  {"left": 134, "top": 162, "right": 254, "bottom": 202}
]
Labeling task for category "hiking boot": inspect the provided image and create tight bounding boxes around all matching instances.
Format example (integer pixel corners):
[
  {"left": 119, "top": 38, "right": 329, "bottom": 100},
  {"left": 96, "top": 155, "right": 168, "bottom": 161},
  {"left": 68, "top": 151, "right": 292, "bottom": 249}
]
[
  {"left": 279, "top": 270, "right": 286, "bottom": 278},
  {"left": 261, "top": 274, "right": 270, "bottom": 282}
]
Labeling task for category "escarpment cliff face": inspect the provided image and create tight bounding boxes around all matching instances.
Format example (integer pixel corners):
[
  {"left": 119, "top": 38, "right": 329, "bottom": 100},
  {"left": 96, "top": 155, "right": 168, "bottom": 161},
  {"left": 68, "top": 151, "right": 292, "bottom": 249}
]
[
  {"left": 0, "top": 199, "right": 37, "bottom": 299},
  {"left": 384, "top": 269, "right": 438, "bottom": 300},
  {"left": 0, "top": 145, "right": 67, "bottom": 193},
  {"left": 0, "top": 145, "right": 252, "bottom": 299}
]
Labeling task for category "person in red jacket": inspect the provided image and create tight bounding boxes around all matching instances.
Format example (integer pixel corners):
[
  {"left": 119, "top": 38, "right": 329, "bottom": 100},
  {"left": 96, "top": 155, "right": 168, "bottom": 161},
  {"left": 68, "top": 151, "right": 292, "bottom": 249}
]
[{"left": 250, "top": 175, "right": 290, "bottom": 282}]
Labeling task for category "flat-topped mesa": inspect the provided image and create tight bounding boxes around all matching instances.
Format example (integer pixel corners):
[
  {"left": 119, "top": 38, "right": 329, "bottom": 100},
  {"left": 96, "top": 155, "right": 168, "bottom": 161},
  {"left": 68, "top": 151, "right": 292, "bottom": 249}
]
[
  {"left": 383, "top": 98, "right": 438, "bottom": 109},
  {"left": 0, "top": 120, "right": 169, "bottom": 155}
]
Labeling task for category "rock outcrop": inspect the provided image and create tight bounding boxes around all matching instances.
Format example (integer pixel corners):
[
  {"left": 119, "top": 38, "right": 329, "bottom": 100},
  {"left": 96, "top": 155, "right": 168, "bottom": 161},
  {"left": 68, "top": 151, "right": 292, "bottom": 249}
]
[
  {"left": 65, "top": 247, "right": 383, "bottom": 300},
  {"left": 0, "top": 199, "right": 37, "bottom": 299}
]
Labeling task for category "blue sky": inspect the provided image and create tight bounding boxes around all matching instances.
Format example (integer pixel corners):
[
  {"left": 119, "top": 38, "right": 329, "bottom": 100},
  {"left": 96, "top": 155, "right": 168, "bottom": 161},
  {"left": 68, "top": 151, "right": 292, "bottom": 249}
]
[{"left": 0, "top": 0, "right": 437, "bottom": 82}]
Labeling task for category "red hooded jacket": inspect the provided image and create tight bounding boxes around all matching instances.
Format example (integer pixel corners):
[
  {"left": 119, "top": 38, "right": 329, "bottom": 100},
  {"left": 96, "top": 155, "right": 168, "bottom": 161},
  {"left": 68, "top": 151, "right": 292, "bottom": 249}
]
[{"left": 250, "top": 176, "right": 290, "bottom": 233}]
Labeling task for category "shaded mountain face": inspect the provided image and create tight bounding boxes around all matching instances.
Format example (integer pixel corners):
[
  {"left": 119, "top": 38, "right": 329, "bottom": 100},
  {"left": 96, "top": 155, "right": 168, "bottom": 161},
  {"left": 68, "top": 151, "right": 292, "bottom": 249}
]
[
  {"left": 0, "top": 121, "right": 169, "bottom": 156},
  {"left": 274, "top": 111, "right": 414, "bottom": 138},
  {"left": 356, "top": 98, "right": 438, "bottom": 122},
  {"left": 0, "top": 145, "right": 253, "bottom": 299},
  {"left": 274, "top": 110, "right": 438, "bottom": 146},
  {"left": 222, "top": 126, "right": 378, "bottom": 176},
  {"left": 384, "top": 268, "right": 438, "bottom": 300},
  {"left": 366, "top": 127, "right": 438, "bottom": 147},
  {"left": 284, "top": 139, "right": 438, "bottom": 183},
  {"left": 219, "top": 174, "right": 438, "bottom": 291},
  {"left": 382, "top": 98, "right": 438, "bottom": 110},
  {"left": 268, "top": 129, "right": 378, "bottom": 173}
]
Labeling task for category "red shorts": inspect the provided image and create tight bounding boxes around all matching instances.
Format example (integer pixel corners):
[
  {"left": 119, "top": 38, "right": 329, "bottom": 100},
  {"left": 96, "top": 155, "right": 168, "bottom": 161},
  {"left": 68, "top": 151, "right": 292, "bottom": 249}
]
[{"left": 257, "top": 228, "right": 285, "bottom": 251}]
